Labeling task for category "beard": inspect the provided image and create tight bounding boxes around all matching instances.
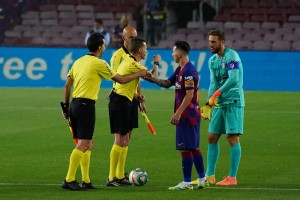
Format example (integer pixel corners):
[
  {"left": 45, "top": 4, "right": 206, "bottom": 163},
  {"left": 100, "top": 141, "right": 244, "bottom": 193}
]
[{"left": 210, "top": 45, "right": 221, "bottom": 54}]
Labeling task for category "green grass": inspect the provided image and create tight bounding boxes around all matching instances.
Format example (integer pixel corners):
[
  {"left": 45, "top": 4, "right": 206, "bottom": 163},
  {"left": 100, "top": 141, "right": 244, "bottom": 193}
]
[{"left": 0, "top": 88, "right": 299, "bottom": 200}]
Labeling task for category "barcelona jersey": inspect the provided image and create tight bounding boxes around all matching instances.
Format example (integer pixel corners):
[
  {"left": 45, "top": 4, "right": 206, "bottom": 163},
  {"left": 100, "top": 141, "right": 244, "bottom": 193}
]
[{"left": 168, "top": 61, "right": 200, "bottom": 127}]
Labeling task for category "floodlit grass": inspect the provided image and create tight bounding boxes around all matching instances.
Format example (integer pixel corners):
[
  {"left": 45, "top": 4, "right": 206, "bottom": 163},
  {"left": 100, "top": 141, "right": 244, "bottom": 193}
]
[{"left": 0, "top": 88, "right": 299, "bottom": 200}]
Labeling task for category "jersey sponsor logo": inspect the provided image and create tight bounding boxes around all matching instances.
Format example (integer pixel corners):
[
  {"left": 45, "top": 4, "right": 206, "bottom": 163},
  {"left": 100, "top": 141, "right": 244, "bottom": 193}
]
[{"left": 184, "top": 75, "right": 193, "bottom": 81}]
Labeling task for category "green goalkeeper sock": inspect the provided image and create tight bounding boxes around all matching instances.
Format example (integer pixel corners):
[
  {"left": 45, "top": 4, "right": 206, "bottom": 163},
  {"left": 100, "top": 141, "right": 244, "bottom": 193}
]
[
  {"left": 229, "top": 143, "right": 241, "bottom": 177},
  {"left": 206, "top": 143, "right": 220, "bottom": 176}
]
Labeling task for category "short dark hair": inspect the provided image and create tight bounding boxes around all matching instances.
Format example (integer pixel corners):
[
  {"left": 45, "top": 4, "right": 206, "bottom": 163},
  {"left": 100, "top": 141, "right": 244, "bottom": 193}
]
[
  {"left": 95, "top": 18, "right": 103, "bottom": 24},
  {"left": 129, "top": 37, "right": 146, "bottom": 54},
  {"left": 208, "top": 29, "right": 225, "bottom": 41},
  {"left": 87, "top": 33, "right": 105, "bottom": 52},
  {"left": 174, "top": 41, "right": 190, "bottom": 54}
]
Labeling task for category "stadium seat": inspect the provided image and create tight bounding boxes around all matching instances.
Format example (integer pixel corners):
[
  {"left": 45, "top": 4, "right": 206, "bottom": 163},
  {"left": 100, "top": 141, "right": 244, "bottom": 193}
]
[
  {"left": 213, "top": 14, "right": 231, "bottom": 22},
  {"left": 4, "top": 30, "right": 22, "bottom": 38},
  {"left": 268, "top": 15, "right": 287, "bottom": 24},
  {"left": 275, "top": 27, "right": 293, "bottom": 36},
  {"left": 259, "top": 0, "right": 277, "bottom": 8},
  {"left": 250, "top": 14, "right": 268, "bottom": 22},
  {"left": 168, "top": 33, "right": 186, "bottom": 41},
  {"left": 23, "top": 30, "right": 40, "bottom": 38},
  {"left": 13, "top": 25, "right": 32, "bottom": 33},
  {"left": 40, "top": 11, "right": 58, "bottom": 26},
  {"left": 261, "top": 22, "right": 280, "bottom": 32},
  {"left": 232, "top": 40, "right": 252, "bottom": 50},
  {"left": 69, "top": 37, "right": 85, "bottom": 47},
  {"left": 205, "top": 21, "right": 224, "bottom": 30},
  {"left": 288, "top": 15, "right": 300, "bottom": 23},
  {"left": 225, "top": 33, "right": 243, "bottom": 42},
  {"left": 230, "top": 14, "right": 249, "bottom": 22},
  {"left": 187, "top": 21, "right": 206, "bottom": 29},
  {"left": 31, "top": 37, "right": 50, "bottom": 46},
  {"left": 242, "top": 33, "right": 263, "bottom": 42},
  {"left": 277, "top": 0, "right": 297, "bottom": 8},
  {"left": 39, "top": 4, "right": 57, "bottom": 11},
  {"left": 222, "top": 0, "right": 240, "bottom": 8},
  {"left": 282, "top": 34, "right": 300, "bottom": 42},
  {"left": 252, "top": 40, "right": 272, "bottom": 50},
  {"left": 195, "top": 40, "right": 208, "bottom": 49},
  {"left": 282, "top": 22, "right": 299, "bottom": 30},
  {"left": 186, "top": 33, "right": 205, "bottom": 42},
  {"left": 263, "top": 33, "right": 282, "bottom": 42},
  {"left": 242, "top": 21, "right": 260, "bottom": 30},
  {"left": 240, "top": 0, "right": 259, "bottom": 8},
  {"left": 224, "top": 21, "right": 242, "bottom": 30},
  {"left": 291, "top": 41, "right": 300, "bottom": 51},
  {"left": 272, "top": 41, "right": 291, "bottom": 51},
  {"left": 157, "top": 40, "right": 174, "bottom": 49},
  {"left": 42, "top": 30, "right": 61, "bottom": 38},
  {"left": 50, "top": 37, "right": 69, "bottom": 47},
  {"left": 95, "top": 12, "right": 114, "bottom": 20}
]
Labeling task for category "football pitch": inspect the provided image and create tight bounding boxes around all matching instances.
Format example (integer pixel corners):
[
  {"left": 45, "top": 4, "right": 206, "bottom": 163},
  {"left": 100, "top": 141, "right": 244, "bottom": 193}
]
[{"left": 0, "top": 88, "right": 299, "bottom": 200}]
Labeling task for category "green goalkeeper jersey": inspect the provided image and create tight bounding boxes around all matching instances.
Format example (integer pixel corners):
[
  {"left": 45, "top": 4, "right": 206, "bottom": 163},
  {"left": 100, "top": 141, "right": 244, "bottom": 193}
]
[{"left": 208, "top": 48, "right": 245, "bottom": 107}]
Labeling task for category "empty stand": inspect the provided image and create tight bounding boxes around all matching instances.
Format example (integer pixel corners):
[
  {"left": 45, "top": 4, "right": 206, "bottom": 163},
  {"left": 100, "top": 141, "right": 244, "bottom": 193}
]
[
  {"left": 272, "top": 41, "right": 291, "bottom": 51},
  {"left": 252, "top": 40, "right": 272, "bottom": 50},
  {"left": 232, "top": 40, "right": 252, "bottom": 50}
]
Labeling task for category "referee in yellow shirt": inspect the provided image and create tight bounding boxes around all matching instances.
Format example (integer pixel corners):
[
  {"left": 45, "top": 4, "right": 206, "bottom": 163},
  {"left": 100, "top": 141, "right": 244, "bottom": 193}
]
[
  {"left": 107, "top": 37, "right": 155, "bottom": 186},
  {"left": 61, "top": 33, "right": 148, "bottom": 191},
  {"left": 107, "top": 26, "right": 160, "bottom": 186}
]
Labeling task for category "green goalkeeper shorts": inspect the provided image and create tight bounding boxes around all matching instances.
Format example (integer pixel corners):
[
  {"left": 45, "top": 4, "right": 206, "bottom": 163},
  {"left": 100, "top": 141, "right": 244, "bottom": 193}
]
[{"left": 208, "top": 106, "right": 244, "bottom": 135}]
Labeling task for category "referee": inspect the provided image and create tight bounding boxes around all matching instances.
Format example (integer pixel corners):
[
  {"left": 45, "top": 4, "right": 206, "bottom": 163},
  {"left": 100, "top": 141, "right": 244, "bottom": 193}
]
[
  {"left": 107, "top": 37, "right": 158, "bottom": 186},
  {"left": 107, "top": 27, "right": 159, "bottom": 186},
  {"left": 61, "top": 33, "right": 148, "bottom": 191}
]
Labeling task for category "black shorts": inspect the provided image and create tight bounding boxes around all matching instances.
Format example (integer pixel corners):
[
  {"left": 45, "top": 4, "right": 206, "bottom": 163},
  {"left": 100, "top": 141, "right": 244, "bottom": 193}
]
[
  {"left": 109, "top": 92, "right": 133, "bottom": 135},
  {"left": 70, "top": 98, "right": 95, "bottom": 140}
]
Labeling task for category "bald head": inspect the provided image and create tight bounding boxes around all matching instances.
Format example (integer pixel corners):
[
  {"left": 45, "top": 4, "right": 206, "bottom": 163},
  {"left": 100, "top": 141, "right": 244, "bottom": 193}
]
[{"left": 122, "top": 25, "right": 137, "bottom": 48}]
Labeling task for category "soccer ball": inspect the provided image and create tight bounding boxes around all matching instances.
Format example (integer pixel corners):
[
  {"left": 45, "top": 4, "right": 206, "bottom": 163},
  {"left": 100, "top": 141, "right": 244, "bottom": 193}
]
[{"left": 129, "top": 168, "right": 148, "bottom": 186}]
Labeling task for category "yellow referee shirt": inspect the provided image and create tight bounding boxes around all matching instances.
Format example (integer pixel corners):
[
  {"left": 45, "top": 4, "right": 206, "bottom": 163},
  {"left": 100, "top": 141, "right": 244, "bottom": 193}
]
[
  {"left": 114, "top": 56, "right": 147, "bottom": 101},
  {"left": 68, "top": 55, "right": 117, "bottom": 101},
  {"left": 110, "top": 46, "right": 130, "bottom": 88},
  {"left": 110, "top": 46, "right": 129, "bottom": 72}
]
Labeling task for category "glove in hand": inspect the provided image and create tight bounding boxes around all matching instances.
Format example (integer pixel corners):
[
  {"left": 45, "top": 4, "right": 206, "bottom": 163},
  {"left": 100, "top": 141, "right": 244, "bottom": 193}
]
[{"left": 201, "top": 104, "right": 212, "bottom": 120}]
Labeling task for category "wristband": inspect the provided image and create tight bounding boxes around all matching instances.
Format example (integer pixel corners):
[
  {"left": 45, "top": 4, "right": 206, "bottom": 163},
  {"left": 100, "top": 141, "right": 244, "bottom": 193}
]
[{"left": 153, "top": 61, "right": 159, "bottom": 66}]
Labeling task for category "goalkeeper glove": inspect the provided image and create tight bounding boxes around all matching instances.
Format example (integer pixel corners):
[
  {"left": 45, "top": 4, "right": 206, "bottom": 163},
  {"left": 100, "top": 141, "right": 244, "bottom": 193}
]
[
  {"left": 201, "top": 104, "right": 212, "bottom": 120},
  {"left": 209, "top": 89, "right": 222, "bottom": 106}
]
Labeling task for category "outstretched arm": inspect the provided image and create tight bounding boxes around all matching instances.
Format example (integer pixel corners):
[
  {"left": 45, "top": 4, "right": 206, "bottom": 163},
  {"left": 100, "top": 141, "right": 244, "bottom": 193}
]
[
  {"left": 144, "top": 75, "right": 172, "bottom": 88},
  {"left": 112, "top": 69, "right": 148, "bottom": 84}
]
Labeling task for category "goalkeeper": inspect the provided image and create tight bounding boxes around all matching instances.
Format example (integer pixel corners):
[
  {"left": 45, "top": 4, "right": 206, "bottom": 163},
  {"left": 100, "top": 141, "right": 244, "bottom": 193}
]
[{"left": 201, "top": 29, "right": 245, "bottom": 186}]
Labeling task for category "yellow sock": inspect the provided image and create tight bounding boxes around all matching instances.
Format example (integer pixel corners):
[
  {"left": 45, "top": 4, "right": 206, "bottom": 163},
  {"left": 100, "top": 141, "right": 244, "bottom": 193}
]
[
  {"left": 80, "top": 150, "right": 91, "bottom": 183},
  {"left": 116, "top": 146, "right": 128, "bottom": 179},
  {"left": 109, "top": 144, "right": 122, "bottom": 181},
  {"left": 66, "top": 149, "right": 84, "bottom": 182}
]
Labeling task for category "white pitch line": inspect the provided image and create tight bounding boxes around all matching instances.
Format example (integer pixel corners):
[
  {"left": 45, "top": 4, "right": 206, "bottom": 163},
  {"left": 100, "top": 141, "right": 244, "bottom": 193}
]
[{"left": 0, "top": 183, "right": 299, "bottom": 192}]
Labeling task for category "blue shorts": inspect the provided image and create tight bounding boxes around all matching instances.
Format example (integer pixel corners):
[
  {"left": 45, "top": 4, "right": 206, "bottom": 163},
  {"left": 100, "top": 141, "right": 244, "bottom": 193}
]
[
  {"left": 176, "top": 123, "right": 200, "bottom": 150},
  {"left": 209, "top": 106, "right": 244, "bottom": 135}
]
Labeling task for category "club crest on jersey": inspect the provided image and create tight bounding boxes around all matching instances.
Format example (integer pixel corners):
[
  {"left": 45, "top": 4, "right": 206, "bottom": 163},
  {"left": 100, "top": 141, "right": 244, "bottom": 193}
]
[
  {"left": 221, "top": 63, "right": 225, "bottom": 68},
  {"left": 175, "top": 82, "right": 181, "bottom": 89},
  {"left": 228, "top": 61, "right": 239, "bottom": 70}
]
